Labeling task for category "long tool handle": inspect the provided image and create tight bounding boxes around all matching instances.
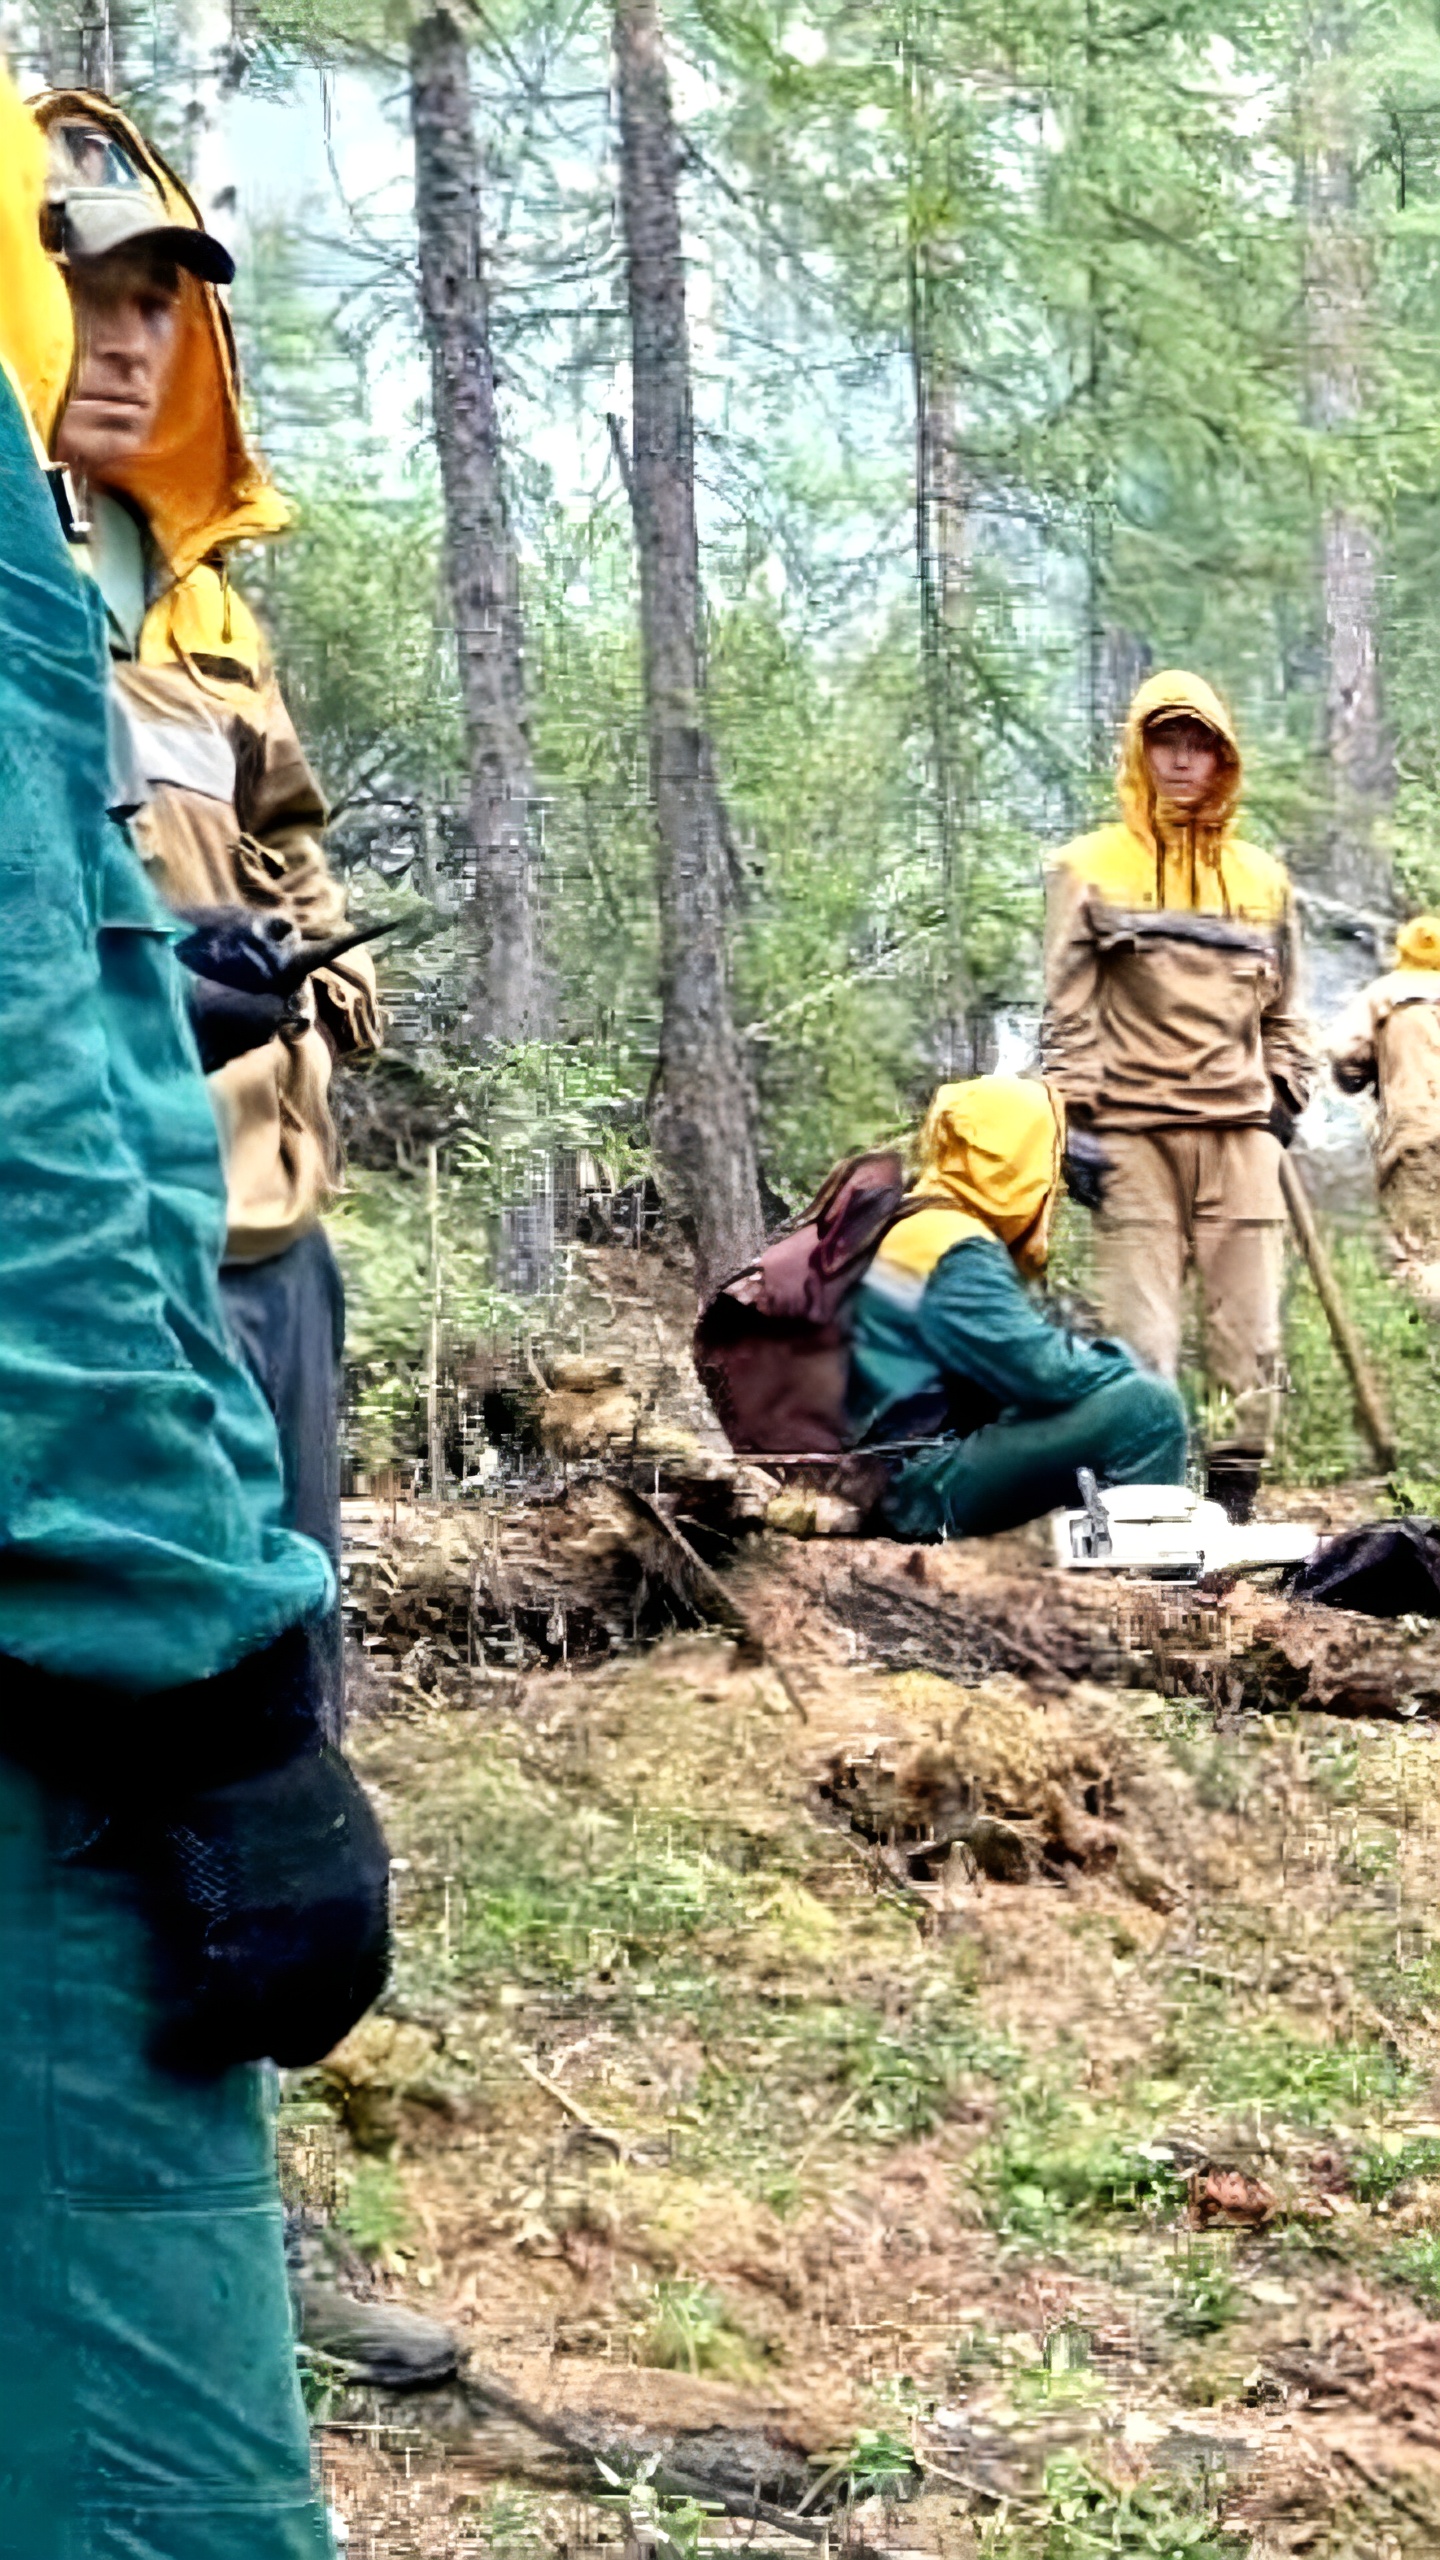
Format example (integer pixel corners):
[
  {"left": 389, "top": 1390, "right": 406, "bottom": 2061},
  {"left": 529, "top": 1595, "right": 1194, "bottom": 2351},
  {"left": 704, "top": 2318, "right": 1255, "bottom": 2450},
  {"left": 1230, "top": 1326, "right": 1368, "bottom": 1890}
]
[{"left": 1278, "top": 1150, "right": 1397, "bottom": 1473}]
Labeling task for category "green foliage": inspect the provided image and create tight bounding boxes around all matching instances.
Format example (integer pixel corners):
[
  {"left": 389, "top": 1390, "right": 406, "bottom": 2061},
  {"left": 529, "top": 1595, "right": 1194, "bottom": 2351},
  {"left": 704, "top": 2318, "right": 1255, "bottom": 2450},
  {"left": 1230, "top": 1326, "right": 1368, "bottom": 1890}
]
[
  {"left": 330, "top": 1041, "right": 650, "bottom": 1466},
  {"left": 981, "top": 2114, "right": 1185, "bottom": 2242},
  {"left": 594, "top": 2453, "right": 721, "bottom": 2560},
  {"left": 812, "top": 2427, "right": 922, "bottom": 2501},
  {"left": 1166, "top": 1999, "right": 1419, "bottom": 2124},
  {"left": 1383, "top": 2231, "right": 1440, "bottom": 2308},
  {"left": 336, "top": 2156, "right": 411, "bottom": 2258},
  {"left": 293, "top": 2343, "right": 350, "bottom": 2421},
  {"left": 639, "top": 2278, "right": 771, "bottom": 2381},
  {"left": 1166, "top": 2239, "right": 1241, "bottom": 2340},
  {"left": 1350, "top": 2133, "right": 1440, "bottom": 2202},
  {"left": 1279, "top": 1226, "right": 1440, "bottom": 1490},
  {"left": 1027, "top": 2451, "right": 1248, "bottom": 2558}
]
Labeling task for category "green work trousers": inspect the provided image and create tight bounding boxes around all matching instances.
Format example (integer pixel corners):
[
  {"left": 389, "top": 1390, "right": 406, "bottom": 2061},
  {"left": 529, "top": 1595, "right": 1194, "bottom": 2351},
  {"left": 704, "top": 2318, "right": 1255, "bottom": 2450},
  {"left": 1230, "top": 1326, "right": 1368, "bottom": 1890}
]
[
  {"left": 878, "top": 1369, "right": 1187, "bottom": 1545},
  {"left": 0, "top": 1751, "right": 331, "bottom": 2559}
]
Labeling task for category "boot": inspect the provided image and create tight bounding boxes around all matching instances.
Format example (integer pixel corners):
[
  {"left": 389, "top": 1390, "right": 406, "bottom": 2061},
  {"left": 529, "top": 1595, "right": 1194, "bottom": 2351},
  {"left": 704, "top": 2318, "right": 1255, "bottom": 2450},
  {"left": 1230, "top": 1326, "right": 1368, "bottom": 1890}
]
[
  {"left": 1205, "top": 1454, "right": 1262, "bottom": 1527},
  {"left": 287, "top": 2212, "right": 458, "bottom": 2391}
]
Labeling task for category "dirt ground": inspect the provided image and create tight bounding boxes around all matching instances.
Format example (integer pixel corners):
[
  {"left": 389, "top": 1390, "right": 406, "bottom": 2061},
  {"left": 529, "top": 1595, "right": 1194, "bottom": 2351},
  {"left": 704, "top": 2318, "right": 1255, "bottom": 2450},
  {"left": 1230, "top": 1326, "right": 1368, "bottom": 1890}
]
[{"left": 299, "top": 1251, "right": 1440, "bottom": 2560}]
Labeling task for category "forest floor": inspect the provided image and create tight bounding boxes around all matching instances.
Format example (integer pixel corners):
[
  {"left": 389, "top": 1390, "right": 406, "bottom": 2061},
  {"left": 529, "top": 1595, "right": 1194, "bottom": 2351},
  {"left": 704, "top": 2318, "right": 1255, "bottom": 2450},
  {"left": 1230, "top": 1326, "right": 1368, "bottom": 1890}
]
[{"left": 299, "top": 1243, "right": 1440, "bottom": 2560}]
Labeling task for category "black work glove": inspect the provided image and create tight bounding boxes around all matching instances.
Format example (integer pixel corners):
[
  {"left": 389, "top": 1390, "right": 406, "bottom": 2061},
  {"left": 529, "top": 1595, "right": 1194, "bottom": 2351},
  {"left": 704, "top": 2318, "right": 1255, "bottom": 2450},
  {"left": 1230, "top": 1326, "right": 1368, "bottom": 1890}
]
[
  {"left": 174, "top": 907, "right": 306, "bottom": 1071},
  {"left": 1267, "top": 1095, "right": 1297, "bottom": 1149},
  {"left": 147, "top": 1742, "right": 390, "bottom": 2076},
  {"left": 1062, "top": 1125, "right": 1114, "bottom": 1212},
  {"left": 185, "top": 974, "right": 299, "bottom": 1073},
  {"left": 173, "top": 905, "right": 303, "bottom": 994},
  {"left": 0, "top": 1626, "right": 390, "bottom": 2077}
]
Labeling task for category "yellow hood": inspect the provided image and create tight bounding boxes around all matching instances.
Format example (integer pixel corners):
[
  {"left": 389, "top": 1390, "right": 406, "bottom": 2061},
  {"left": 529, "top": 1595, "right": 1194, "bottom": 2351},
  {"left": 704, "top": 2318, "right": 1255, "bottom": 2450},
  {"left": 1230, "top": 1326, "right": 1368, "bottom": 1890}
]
[
  {"left": 1117, "top": 668, "right": 1241, "bottom": 858},
  {"left": 31, "top": 89, "right": 287, "bottom": 580},
  {"left": 0, "top": 66, "right": 73, "bottom": 447},
  {"left": 910, "top": 1074, "right": 1065, "bottom": 1278},
  {"left": 1396, "top": 916, "right": 1440, "bottom": 974}
]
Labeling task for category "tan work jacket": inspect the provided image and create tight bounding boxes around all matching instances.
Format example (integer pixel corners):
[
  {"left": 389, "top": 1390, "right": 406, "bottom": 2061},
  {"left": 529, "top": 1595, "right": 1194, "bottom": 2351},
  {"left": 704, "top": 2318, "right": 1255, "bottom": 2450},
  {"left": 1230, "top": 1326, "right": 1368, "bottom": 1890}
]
[
  {"left": 1329, "top": 970, "right": 1440, "bottom": 1181},
  {"left": 1041, "top": 671, "right": 1316, "bottom": 1134},
  {"left": 30, "top": 90, "right": 381, "bottom": 1264},
  {"left": 120, "top": 626, "right": 380, "bottom": 1263}
]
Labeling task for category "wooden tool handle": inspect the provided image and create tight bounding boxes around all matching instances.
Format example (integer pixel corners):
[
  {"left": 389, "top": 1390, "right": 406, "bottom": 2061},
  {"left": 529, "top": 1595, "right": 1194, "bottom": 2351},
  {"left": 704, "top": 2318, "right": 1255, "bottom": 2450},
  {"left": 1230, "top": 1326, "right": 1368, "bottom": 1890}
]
[{"left": 1278, "top": 1150, "right": 1397, "bottom": 1473}]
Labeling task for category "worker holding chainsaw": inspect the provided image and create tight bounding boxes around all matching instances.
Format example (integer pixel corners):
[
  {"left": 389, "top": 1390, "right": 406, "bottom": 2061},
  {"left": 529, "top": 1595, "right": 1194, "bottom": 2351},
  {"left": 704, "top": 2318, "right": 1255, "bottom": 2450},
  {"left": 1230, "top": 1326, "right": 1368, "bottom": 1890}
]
[
  {"left": 845, "top": 1077, "right": 1188, "bottom": 1541},
  {"left": 1041, "top": 671, "right": 1317, "bottom": 1524},
  {"left": 35, "top": 88, "right": 380, "bottom": 1745}
]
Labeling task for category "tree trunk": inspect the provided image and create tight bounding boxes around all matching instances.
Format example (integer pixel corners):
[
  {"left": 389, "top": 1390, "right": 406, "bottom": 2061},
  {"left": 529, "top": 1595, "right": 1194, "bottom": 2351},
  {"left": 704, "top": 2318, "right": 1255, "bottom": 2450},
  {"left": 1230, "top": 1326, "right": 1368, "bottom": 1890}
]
[
  {"left": 410, "top": 7, "right": 545, "bottom": 1043},
  {"left": 42, "top": 0, "right": 143, "bottom": 91},
  {"left": 1299, "top": 4, "right": 1393, "bottom": 915},
  {"left": 611, "top": 0, "right": 763, "bottom": 1298}
]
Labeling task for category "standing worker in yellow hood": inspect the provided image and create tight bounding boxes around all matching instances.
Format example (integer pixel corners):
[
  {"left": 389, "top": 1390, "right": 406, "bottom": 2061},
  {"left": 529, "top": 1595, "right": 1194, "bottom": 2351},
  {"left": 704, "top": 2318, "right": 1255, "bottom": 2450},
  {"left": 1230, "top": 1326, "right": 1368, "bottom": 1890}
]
[
  {"left": 34, "top": 91, "right": 380, "bottom": 1750},
  {"left": 1042, "top": 672, "right": 1317, "bottom": 1522},
  {"left": 1329, "top": 916, "right": 1440, "bottom": 1301}
]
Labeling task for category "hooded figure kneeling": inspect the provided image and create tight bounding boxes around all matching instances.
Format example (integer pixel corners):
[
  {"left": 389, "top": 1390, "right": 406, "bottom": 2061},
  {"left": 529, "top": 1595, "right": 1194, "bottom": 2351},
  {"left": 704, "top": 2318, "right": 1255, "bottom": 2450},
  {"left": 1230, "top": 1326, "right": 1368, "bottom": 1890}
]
[{"left": 848, "top": 1077, "right": 1187, "bottom": 1543}]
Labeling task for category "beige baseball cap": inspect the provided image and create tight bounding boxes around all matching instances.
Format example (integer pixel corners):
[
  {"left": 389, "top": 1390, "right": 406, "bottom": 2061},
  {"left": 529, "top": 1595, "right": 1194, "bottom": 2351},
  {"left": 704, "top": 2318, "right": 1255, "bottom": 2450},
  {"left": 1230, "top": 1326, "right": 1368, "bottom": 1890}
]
[{"left": 44, "top": 116, "right": 234, "bottom": 284}]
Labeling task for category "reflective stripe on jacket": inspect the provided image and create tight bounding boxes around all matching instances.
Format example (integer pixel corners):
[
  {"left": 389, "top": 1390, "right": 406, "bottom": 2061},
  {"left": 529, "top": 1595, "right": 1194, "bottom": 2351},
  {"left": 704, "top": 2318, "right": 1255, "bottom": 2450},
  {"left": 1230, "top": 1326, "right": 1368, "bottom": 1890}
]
[
  {"left": 1041, "top": 671, "right": 1316, "bottom": 1132},
  {"left": 33, "top": 90, "right": 381, "bottom": 1264}
]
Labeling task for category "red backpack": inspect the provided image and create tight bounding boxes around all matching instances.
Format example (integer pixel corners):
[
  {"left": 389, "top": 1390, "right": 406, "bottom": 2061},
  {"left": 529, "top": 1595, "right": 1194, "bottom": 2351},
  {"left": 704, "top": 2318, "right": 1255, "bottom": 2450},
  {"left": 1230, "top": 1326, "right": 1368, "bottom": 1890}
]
[{"left": 694, "top": 1151, "right": 921, "bottom": 1456}]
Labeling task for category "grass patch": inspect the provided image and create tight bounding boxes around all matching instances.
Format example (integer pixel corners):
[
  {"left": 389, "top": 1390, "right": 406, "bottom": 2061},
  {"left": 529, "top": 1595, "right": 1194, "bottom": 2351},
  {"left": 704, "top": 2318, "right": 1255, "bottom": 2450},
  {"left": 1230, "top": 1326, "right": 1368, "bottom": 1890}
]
[
  {"left": 638, "top": 2279, "right": 771, "bottom": 2383},
  {"left": 1017, "top": 2452, "right": 1249, "bottom": 2556},
  {"left": 980, "top": 2112, "right": 1185, "bottom": 2243},
  {"left": 1164, "top": 2000, "right": 1419, "bottom": 2126},
  {"left": 337, "top": 2156, "right": 411, "bottom": 2259},
  {"left": 1166, "top": 2238, "right": 1242, "bottom": 2339},
  {"left": 1279, "top": 1223, "right": 1440, "bottom": 1488},
  {"left": 807, "top": 2427, "right": 922, "bottom": 2508},
  {"left": 1350, "top": 2134, "right": 1440, "bottom": 2202},
  {"left": 1382, "top": 2232, "right": 1440, "bottom": 2309}
]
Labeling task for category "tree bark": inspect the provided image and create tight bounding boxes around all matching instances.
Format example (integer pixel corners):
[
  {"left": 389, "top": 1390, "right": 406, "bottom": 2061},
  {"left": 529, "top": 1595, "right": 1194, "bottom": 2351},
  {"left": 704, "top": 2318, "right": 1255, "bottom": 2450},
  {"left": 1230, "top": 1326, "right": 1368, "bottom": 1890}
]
[
  {"left": 410, "top": 7, "right": 545, "bottom": 1042},
  {"left": 1299, "top": 5, "right": 1393, "bottom": 914},
  {"left": 42, "top": 0, "right": 143, "bottom": 91},
  {"left": 611, "top": 0, "right": 763, "bottom": 1297}
]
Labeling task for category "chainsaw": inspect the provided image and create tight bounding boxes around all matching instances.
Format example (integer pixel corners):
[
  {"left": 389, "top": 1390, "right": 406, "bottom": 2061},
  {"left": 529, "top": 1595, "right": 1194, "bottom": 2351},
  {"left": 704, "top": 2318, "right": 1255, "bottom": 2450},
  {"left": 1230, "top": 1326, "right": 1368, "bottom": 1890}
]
[{"left": 1051, "top": 1473, "right": 1318, "bottom": 1581}]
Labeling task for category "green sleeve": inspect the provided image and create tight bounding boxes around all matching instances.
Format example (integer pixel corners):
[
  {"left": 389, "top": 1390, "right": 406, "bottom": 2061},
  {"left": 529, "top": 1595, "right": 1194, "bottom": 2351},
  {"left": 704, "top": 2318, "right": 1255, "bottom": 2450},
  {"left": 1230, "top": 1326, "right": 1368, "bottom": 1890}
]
[{"left": 917, "top": 1236, "right": 1139, "bottom": 1413}]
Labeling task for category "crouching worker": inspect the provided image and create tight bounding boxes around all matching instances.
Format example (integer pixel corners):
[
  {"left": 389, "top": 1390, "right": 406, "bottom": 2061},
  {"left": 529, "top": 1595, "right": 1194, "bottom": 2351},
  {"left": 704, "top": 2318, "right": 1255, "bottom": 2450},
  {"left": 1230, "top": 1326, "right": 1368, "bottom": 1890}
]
[
  {"left": 848, "top": 1077, "right": 1187, "bottom": 1543},
  {"left": 1329, "top": 916, "right": 1440, "bottom": 1303},
  {"left": 0, "top": 76, "right": 385, "bottom": 2557}
]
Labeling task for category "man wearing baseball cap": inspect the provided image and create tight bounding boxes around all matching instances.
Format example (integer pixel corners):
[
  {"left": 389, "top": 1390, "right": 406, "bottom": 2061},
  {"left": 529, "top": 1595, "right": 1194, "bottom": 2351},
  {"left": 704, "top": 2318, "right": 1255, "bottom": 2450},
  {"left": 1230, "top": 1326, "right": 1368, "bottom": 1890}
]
[
  {"left": 36, "top": 91, "right": 380, "bottom": 1755},
  {"left": 0, "top": 67, "right": 389, "bottom": 2554},
  {"left": 32, "top": 93, "right": 456, "bottom": 2394}
]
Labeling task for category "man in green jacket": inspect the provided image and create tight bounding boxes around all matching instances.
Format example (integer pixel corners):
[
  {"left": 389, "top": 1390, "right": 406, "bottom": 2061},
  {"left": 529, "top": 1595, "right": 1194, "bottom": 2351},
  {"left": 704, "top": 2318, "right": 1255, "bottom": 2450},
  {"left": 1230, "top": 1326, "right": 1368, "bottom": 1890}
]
[
  {"left": 0, "top": 73, "right": 385, "bottom": 2556},
  {"left": 848, "top": 1077, "right": 1187, "bottom": 1541}
]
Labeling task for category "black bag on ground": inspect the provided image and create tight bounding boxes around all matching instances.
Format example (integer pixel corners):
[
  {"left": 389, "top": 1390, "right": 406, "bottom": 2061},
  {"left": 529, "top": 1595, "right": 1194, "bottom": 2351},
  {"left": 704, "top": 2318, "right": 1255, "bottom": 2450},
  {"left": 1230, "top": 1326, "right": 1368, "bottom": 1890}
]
[{"left": 1288, "top": 1517, "right": 1440, "bottom": 1617}]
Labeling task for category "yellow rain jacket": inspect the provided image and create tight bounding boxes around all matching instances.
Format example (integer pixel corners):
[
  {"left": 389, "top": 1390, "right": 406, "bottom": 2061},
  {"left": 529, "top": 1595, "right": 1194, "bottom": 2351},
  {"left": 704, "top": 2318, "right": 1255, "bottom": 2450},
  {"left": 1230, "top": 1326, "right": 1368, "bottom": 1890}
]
[
  {"left": 878, "top": 1072, "right": 1065, "bottom": 1288},
  {"left": 33, "top": 91, "right": 380, "bottom": 1264},
  {"left": 0, "top": 72, "right": 72, "bottom": 445},
  {"left": 1329, "top": 915, "right": 1440, "bottom": 1180},
  {"left": 1041, "top": 671, "right": 1315, "bottom": 1133}
]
